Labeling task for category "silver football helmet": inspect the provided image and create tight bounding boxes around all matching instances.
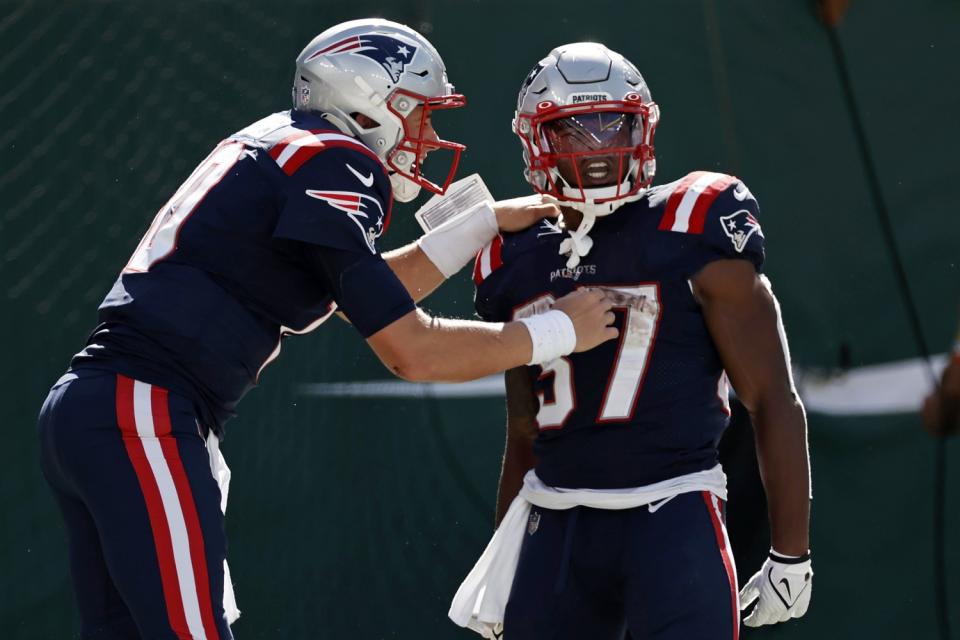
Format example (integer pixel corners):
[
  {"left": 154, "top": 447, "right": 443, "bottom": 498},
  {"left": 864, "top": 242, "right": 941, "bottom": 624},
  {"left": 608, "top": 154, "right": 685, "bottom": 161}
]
[
  {"left": 294, "top": 19, "right": 465, "bottom": 202},
  {"left": 514, "top": 42, "right": 659, "bottom": 217}
]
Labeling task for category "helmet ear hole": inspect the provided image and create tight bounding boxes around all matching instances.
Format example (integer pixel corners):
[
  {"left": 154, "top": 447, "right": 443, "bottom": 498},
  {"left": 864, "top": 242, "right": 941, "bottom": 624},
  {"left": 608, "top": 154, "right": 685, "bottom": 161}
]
[{"left": 351, "top": 112, "right": 382, "bottom": 129}]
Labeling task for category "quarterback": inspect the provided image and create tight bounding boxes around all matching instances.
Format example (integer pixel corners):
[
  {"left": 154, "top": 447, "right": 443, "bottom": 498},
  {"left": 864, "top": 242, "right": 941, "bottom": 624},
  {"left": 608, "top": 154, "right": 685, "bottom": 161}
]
[
  {"left": 451, "top": 43, "right": 811, "bottom": 639},
  {"left": 37, "top": 21, "right": 618, "bottom": 640}
]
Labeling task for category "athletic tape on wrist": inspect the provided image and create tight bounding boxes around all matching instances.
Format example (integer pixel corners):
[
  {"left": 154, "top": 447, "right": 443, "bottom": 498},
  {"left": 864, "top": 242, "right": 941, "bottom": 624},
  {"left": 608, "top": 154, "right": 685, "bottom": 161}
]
[
  {"left": 417, "top": 200, "right": 498, "bottom": 278},
  {"left": 518, "top": 310, "right": 577, "bottom": 365}
]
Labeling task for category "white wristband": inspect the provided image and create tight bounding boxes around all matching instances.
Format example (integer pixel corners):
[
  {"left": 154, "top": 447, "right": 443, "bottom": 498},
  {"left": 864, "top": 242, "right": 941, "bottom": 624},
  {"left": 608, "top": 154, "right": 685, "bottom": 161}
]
[
  {"left": 418, "top": 201, "right": 498, "bottom": 278},
  {"left": 518, "top": 310, "right": 577, "bottom": 366}
]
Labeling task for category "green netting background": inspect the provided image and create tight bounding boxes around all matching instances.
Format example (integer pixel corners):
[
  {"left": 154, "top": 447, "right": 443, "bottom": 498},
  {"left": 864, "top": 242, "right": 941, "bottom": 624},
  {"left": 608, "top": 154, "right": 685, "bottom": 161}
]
[{"left": 1, "top": 0, "right": 959, "bottom": 638}]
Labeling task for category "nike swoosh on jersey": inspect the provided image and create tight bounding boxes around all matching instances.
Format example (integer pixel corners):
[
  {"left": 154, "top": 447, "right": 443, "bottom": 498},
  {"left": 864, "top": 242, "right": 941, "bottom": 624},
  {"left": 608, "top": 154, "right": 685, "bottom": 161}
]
[{"left": 346, "top": 163, "right": 375, "bottom": 187}]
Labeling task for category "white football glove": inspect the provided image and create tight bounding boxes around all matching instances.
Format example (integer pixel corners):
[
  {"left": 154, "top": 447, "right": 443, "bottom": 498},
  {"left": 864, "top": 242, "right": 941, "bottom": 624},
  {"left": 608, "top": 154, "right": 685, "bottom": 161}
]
[{"left": 739, "top": 550, "right": 812, "bottom": 627}]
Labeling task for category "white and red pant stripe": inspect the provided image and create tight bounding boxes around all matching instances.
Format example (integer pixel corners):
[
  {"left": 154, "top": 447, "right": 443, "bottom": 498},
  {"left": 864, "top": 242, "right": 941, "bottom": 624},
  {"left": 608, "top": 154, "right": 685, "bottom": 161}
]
[
  {"left": 115, "top": 375, "right": 222, "bottom": 640},
  {"left": 703, "top": 491, "right": 741, "bottom": 640}
]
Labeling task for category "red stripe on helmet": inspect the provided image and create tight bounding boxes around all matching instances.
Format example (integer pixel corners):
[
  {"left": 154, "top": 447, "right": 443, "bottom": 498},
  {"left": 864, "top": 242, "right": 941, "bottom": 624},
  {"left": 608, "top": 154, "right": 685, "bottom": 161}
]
[{"left": 308, "top": 36, "right": 362, "bottom": 60}]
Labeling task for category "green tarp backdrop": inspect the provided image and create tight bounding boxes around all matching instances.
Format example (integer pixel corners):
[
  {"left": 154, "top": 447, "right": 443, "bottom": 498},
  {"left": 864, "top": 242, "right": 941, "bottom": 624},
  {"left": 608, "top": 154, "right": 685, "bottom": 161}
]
[{"left": 1, "top": 1, "right": 958, "bottom": 638}]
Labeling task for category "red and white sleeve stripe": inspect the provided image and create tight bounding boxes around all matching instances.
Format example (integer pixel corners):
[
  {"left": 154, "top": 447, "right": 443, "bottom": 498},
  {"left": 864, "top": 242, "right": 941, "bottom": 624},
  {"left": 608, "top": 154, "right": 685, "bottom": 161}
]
[
  {"left": 658, "top": 172, "right": 739, "bottom": 234},
  {"left": 268, "top": 130, "right": 382, "bottom": 176},
  {"left": 116, "top": 376, "right": 222, "bottom": 640},
  {"left": 473, "top": 235, "right": 504, "bottom": 285}
]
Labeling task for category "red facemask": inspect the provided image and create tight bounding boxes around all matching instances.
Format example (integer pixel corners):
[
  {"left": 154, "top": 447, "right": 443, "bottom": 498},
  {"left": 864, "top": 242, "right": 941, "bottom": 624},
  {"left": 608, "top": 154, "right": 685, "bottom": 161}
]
[
  {"left": 515, "top": 94, "right": 659, "bottom": 204},
  {"left": 386, "top": 88, "right": 467, "bottom": 196}
]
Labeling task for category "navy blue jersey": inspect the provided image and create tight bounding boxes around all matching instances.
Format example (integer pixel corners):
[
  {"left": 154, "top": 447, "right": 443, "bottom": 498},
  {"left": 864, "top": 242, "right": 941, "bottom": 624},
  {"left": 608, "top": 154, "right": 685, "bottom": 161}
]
[
  {"left": 474, "top": 172, "right": 765, "bottom": 489},
  {"left": 72, "top": 110, "right": 416, "bottom": 432}
]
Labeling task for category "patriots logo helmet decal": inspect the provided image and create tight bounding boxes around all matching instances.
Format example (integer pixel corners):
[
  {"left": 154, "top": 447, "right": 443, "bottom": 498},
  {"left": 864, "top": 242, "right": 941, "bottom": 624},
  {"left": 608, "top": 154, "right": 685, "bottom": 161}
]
[
  {"left": 305, "top": 189, "right": 385, "bottom": 253},
  {"left": 720, "top": 209, "right": 763, "bottom": 253},
  {"left": 517, "top": 62, "right": 545, "bottom": 110},
  {"left": 306, "top": 34, "right": 418, "bottom": 84}
]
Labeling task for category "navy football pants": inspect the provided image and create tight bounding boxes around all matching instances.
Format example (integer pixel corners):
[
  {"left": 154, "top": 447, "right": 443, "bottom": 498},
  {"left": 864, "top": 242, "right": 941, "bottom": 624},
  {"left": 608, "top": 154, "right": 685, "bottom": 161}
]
[
  {"left": 38, "top": 369, "right": 233, "bottom": 640},
  {"left": 504, "top": 492, "right": 739, "bottom": 640}
]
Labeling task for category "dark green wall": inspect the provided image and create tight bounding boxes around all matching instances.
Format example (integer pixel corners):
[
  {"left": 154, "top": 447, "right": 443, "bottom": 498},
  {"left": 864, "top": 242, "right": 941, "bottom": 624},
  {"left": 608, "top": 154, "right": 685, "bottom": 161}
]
[{"left": 2, "top": 1, "right": 958, "bottom": 638}]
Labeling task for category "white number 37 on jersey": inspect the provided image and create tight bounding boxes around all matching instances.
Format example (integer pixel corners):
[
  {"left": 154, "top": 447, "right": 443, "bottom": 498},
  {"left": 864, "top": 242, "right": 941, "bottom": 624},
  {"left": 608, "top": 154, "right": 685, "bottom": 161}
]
[{"left": 513, "top": 285, "right": 661, "bottom": 429}]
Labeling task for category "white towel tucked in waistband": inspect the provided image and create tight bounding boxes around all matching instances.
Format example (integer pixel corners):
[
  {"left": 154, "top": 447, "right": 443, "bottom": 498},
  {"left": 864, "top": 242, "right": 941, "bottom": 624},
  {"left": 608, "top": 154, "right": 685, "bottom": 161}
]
[
  {"left": 448, "top": 465, "right": 727, "bottom": 638},
  {"left": 205, "top": 431, "right": 241, "bottom": 625}
]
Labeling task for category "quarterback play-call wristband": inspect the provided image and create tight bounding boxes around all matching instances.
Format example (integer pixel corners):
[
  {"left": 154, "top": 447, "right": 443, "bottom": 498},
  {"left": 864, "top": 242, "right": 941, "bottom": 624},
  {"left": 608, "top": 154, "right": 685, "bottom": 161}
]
[{"left": 418, "top": 201, "right": 498, "bottom": 278}]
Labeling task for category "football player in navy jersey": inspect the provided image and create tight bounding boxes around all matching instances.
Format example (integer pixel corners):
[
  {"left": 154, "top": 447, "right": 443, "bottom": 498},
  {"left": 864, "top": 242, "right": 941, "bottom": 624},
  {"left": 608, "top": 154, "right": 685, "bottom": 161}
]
[
  {"left": 450, "top": 43, "right": 812, "bottom": 639},
  {"left": 37, "top": 21, "right": 620, "bottom": 640}
]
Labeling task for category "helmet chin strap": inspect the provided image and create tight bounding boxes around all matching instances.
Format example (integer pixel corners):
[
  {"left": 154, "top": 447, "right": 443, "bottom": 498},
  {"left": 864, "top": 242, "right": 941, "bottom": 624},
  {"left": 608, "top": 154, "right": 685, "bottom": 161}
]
[
  {"left": 319, "top": 114, "right": 422, "bottom": 203},
  {"left": 552, "top": 176, "right": 647, "bottom": 268},
  {"left": 560, "top": 179, "right": 628, "bottom": 206},
  {"left": 390, "top": 172, "right": 421, "bottom": 203},
  {"left": 320, "top": 113, "right": 352, "bottom": 135},
  {"left": 558, "top": 175, "right": 644, "bottom": 215},
  {"left": 558, "top": 192, "right": 645, "bottom": 218}
]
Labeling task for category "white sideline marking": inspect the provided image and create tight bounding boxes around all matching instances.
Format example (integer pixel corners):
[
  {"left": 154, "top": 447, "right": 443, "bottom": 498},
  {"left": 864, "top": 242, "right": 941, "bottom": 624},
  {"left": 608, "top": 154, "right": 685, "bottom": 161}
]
[
  {"left": 299, "top": 375, "right": 505, "bottom": 398},
  {"left": 298, "top": 353, "right": 950, "bottom": 417}
]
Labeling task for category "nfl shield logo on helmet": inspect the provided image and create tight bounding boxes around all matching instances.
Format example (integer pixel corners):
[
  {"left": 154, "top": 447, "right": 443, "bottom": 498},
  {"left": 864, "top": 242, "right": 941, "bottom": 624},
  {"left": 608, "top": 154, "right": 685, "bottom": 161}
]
[
  {"left": 720, "top": 209, "right": 763, "bottom": 253},
  {"left": 527, "top": 511, "right": 541, "bottom": 535},
  {"left": 307, "top": 34, "right": 418, "bottom": 83}
]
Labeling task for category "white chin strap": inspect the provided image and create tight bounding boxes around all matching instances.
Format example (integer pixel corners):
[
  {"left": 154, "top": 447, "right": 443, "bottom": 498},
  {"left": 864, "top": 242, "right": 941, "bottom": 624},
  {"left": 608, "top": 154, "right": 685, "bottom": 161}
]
[
  {"left": 552, "top": 177, "right": 646, "bottom": 268},
  {"left": 390, "top": 173, "right": 421, "bottom": 203},
  {"left": 559, "top": 177, "right": 630, "bottom": 203},
  {"left": 558, "top": 175, "right": 645, "bottom": 217}
]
